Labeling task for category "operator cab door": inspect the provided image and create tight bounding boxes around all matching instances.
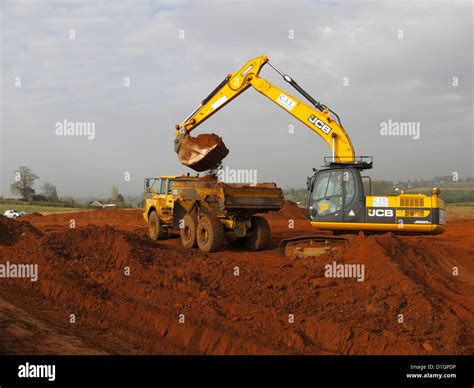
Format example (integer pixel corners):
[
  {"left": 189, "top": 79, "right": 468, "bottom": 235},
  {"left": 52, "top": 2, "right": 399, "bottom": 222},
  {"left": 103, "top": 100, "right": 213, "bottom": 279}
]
[
  {"left": 165, "top": 179, "right": 175, "bottom": 208},
  {"left": 308, "top": 168, "right": 363, "bottom": 223},
  {"left": 157, "top": 178, "right": 173, "bottom": 223}
]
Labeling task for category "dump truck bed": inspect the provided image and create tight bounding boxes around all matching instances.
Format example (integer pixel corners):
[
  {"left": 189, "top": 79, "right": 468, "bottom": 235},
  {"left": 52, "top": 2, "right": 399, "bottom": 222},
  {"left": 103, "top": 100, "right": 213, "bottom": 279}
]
[{"left": 172, "top": 176, "right": 283, "bottom": 216}]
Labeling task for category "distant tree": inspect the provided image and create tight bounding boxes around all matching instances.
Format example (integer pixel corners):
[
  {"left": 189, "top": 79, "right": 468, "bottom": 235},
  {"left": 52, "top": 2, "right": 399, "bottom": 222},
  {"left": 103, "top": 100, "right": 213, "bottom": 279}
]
[
  {"left": 32, "top": 194, "right": 48, "bottom": 202},
  {"left": 433, "top": 175, "right": 451, "bottom": 183},
  {"left": 62, "top": 196, "right": 76, "bottom": 205},
  {"left": 41, "top": 182, "right": 59, "bottom": 202},
  {"left": 117, "top": 193, "right": 125, "bottom": 203},
  {"left": 10, "top": 166, "right": 39, "bottom": 201},
  {"left": 111, "top": 185, "right": 119, "bottom": 202},
  {"left": 283, "top": 188, "right": 307, "bottom": 204}
]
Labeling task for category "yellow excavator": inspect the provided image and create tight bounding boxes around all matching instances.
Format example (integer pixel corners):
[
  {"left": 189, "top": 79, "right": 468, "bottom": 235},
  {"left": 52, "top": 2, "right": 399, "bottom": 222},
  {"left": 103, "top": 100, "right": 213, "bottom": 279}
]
[{"left": 174, "top": 55, "right": 445, "bottom": 237}]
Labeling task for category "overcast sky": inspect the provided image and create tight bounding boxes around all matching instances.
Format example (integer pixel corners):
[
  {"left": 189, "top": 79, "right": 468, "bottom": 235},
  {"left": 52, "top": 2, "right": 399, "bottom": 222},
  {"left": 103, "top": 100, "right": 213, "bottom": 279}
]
[{"left": 1, "top": 0, "right": 472, "bottom": 199}]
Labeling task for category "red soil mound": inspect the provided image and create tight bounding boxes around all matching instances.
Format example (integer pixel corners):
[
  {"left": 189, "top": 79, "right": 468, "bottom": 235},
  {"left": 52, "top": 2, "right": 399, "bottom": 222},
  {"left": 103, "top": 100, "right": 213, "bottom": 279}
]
[
  {"left": 277, "top": 200, "right": 307, "bottom": 220},
  {"left": 0, "top": 216, "right": 43, "bottom": 245},
  {"left": 0, "top": 210, "right": 472, "bottom": 355},
  {"left": 296, "top": 233, "right": 474, "bottom": 354}
]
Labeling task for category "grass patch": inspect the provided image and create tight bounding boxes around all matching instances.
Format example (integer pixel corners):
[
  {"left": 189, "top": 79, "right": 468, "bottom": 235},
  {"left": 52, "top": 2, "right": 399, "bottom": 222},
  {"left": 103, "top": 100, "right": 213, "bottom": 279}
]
[
  {"left": 0, "top": 204, "right": 84, "bottom": 214},
  {"left": 446, "top": 204, "right": 474, "bottom": 219}
]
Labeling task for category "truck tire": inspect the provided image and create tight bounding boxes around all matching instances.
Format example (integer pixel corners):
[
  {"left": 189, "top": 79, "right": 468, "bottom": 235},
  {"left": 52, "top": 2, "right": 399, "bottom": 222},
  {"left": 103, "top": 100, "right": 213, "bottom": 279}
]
[
  {"left": 245, "top": 216, "right": 271, "bottom": 251},
  {"left": 181, "top": 213, "right": 198, "bottom": 248},
  {"left": 197, "top": 215, "right": 223, "bottom": 253},
  {"left": 148, "top": 211, "right": 168, "bottom": 241}
]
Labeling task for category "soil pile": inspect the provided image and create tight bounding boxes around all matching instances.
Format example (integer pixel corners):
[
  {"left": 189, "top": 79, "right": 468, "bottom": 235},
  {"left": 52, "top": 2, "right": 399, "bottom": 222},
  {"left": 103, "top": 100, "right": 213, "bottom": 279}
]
[
  {"left": 294, "top": 233, "right": 474, "bottom": 354},
  {"left": 277, "top": 200, "right": 307, "bottom": 220},
  {"left": 0, "top": 211, "right": 472, "bottom": 355},
  {"left": 0, "top": 216, "right": 43, "bottom": 246}
]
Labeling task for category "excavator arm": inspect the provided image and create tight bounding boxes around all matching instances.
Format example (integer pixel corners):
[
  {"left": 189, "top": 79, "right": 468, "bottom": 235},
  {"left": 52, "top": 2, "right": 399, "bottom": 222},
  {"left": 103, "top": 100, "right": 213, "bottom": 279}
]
[{"left": 175, "top": 55, "right": 355, "bottom": 171}]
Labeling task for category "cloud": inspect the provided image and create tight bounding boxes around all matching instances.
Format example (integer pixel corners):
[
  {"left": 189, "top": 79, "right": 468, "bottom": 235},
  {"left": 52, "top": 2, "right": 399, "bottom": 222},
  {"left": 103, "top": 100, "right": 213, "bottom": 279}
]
[{"left": 1, "top": 0, "right": 472, "bottom": 197}]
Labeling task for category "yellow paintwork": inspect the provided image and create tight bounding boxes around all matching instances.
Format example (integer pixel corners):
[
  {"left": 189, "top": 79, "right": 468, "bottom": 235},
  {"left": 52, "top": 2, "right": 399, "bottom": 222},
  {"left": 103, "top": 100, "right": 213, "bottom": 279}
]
[
  {"left": 366, "top": 193, "right": 444, "bottom": 211},
  {"left": 143, "top": 176, "right": 283, "bottom": 228},
  {"left": 144, "top": 178, "right": 175, "bottom": 224},
  {"left": 310, "top": 192, "right": 445, "bottom": 233},
  {"left": 311, "top": 221, "right": 445, "bottom": 234},
  {"left": 175, "top": 55, "right": 354, "bottom": 163}
]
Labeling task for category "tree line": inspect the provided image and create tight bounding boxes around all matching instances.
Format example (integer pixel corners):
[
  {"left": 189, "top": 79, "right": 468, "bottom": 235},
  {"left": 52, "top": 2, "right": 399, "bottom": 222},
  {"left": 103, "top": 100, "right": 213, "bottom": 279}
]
[
  {"left": 10, "top": 166, "right": 59, "bottom": 202},
  {"left": 7, "top": 166, "right": 127, "bottom": 205}
]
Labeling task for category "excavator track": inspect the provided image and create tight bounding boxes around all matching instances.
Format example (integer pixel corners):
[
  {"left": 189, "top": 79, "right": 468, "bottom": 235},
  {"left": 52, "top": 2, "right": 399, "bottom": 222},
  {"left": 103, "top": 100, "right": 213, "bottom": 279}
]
[{"left": 278, "top": 235, "right": 347, "bottom": 259}]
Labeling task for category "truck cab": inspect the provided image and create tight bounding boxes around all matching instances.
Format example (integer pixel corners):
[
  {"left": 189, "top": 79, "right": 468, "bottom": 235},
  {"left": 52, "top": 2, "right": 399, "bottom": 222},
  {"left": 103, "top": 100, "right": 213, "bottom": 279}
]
[{"left": 144, "top": 176, "right": 177, "bottom": 226}]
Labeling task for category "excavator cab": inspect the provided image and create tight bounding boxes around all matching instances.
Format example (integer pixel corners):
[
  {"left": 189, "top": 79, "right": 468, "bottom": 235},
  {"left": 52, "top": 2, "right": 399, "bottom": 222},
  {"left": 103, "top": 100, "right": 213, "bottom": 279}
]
[
  {"left": 306, "top": 157, "right": 373, "bottom": 229},
  {"left": 306, "top": 157, "right": 445, "bottom": 235}
]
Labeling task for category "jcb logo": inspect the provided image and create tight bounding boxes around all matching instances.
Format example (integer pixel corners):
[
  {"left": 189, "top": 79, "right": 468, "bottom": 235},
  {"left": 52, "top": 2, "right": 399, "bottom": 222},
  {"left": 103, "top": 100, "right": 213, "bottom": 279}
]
[
  {"left": 368, "top": 209, "right": 394, "bottom": 217},
  {"left": 308, "top": 115, "right": 331, "bottom": 134}
]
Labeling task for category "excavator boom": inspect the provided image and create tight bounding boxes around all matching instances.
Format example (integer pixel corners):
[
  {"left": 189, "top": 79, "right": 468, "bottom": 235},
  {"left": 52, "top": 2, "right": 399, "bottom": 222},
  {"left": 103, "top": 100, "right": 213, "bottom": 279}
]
[{"left": 174, "top": 55, "right": 355, "bottom": 171}]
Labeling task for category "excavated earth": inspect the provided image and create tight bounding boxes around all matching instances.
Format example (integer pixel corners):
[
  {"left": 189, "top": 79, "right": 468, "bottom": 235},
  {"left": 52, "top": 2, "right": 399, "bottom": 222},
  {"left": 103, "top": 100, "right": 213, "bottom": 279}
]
[{"left": 0, "top": 203, "right": 473, "bottom": 355}]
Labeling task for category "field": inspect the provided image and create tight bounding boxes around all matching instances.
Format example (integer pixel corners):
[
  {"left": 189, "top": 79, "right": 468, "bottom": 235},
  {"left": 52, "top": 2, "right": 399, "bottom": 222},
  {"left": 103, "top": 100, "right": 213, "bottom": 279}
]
[
  {"left": 0, "top": 203, "right": 473, "bottom": 355},
  {"left": 0, "top": 203, "right": 83, "bottom": 214},
  {"left": 445, "top": 205, "right": 474, "bottom": 219}
]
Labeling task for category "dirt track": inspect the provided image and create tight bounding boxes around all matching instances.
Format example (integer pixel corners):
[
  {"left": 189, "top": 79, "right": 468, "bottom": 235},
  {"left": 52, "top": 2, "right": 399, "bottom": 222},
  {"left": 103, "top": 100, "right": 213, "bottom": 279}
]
[{"left": 0, "top": 204, "right": 473, "bottom": 355}]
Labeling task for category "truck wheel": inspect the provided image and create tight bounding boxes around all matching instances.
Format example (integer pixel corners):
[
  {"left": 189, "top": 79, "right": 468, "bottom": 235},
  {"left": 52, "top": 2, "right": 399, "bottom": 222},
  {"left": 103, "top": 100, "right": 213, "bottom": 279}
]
[
  {"left": 245, "top": 216, "right": 271, "bottom": 251},
  {"left": 181, "top": 214, "right": 198, "bottom": 248},
  {"left": 197, "top": 216, "right": 223, "bottom": 253},
  {"left": 148, "top": 211, "right": 168, "bottom": 241}
]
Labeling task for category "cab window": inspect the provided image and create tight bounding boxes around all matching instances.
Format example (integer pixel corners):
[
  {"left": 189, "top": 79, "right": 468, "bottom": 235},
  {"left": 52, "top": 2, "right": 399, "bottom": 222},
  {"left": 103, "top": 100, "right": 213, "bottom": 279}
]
[
  {"left": 160, "top": 179, "right": 167, "bottom": 194},
  {"left": 344, "top": 171, "right": 355, "bottom": 205},
  {"left": 312, "top": 170, "right": 343, "bottom": 216},
  {"left": 167, "top": 180, "right": 173, "bottom": 194},
  {"left": 325, "top": 170, "right": 343, "bottom": 197},
  {"left": 311, "top": 171, "right": 330, "bottom": 200}
]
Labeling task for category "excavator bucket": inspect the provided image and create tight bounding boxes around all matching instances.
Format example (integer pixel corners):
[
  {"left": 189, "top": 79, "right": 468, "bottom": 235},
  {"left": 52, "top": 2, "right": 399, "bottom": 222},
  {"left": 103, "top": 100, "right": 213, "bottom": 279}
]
[{"left": 177, "top": 133, "right": 229, "bottom": 172}]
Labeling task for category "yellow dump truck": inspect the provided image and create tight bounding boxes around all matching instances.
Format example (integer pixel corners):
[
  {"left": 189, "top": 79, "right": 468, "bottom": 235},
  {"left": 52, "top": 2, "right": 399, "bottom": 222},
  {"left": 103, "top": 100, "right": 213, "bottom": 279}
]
[{"left": 143, "top": 175, "right": 283, "bottom": 253}]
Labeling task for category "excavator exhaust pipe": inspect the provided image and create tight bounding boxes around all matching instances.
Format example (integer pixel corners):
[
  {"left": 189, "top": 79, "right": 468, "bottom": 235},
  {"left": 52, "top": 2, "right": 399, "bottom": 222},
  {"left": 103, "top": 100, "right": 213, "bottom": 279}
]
[{"left": 175, "top": 133, "right": 229, "bottom": 172}]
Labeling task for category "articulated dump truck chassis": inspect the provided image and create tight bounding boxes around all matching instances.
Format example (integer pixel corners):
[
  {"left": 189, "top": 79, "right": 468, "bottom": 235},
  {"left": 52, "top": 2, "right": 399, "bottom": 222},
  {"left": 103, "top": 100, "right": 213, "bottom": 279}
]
[{"left": 144, "top": 175, "right": 283, "bottom": 253}]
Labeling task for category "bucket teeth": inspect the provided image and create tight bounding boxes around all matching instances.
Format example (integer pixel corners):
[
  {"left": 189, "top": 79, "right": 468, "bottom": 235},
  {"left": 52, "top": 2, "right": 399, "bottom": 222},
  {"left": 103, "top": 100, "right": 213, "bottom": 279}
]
[{"left": 177, "top": 133, "right": 229, "bottom": 172}]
